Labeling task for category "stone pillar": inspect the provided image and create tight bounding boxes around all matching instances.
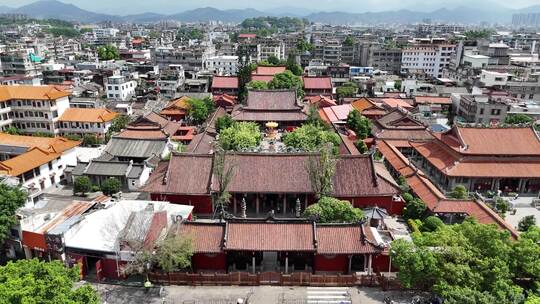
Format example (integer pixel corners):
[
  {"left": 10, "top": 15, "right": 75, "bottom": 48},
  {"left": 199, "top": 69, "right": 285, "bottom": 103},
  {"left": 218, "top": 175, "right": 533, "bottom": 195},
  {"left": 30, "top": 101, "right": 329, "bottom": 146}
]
[
  {"left": 256, "top": 195, "right": 260, "bottom": 215},
  {"left": 283, "top": 194, "right": 287, "bottom": 215},
  {"left": 285, "top": 253, "right": 289, "bottom": 274},
  {"left": 348, "top": 255, "right": 353, "bottom": 274},
  {"left": 518, "top": 179, "right": 525, "bottom": 193},
  {"left": 252, "top": 253, "right": 256, "bottom": 274},
  {"left": 304, "top": 194, "right": 308, "bottom": 210},
  {"left": 367, "top": 254, "right": 373, "bottom": 275}
]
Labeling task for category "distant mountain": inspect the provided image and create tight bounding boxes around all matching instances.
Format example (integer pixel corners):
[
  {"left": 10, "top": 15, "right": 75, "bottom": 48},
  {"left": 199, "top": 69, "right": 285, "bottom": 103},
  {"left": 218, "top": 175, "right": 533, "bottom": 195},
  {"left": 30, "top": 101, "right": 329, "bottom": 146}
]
[
  {"left": 168, "top": 7, "right": 267, "bottom": 23},
  {"left": 11, "top": 0, "right": 119, "bottom": 23},
  {"left": 0, "top": 5, "right": 13, "bottom": 14},
  {"left": 5, "top": 0, "right": 540, "bottom": 25}
]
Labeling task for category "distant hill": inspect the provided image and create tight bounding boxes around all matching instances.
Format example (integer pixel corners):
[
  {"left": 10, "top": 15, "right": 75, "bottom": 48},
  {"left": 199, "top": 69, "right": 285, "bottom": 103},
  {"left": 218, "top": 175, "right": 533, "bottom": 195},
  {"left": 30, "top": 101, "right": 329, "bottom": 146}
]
[
  {"left": 11, "top": 0, "right": 119, "bottom": 22},
  {"left": 5, "top": 0, "right": 540, "bottom": 25},
  {"left": 168, "top": 7, "right": 267, "bottom": 23}
]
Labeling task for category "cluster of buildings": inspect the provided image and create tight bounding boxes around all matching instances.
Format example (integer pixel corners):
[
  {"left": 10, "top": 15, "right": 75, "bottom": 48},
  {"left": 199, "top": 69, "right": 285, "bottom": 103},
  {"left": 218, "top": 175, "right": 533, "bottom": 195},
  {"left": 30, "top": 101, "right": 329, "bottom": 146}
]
[{"left": 0, "top": 15, "right": 539, "bottom": 283}]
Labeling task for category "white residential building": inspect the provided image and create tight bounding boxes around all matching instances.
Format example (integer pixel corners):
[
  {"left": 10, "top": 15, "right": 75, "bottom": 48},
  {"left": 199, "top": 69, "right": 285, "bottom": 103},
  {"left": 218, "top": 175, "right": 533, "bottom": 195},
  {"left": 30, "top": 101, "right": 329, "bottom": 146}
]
[
  {"left": 401, "top": 40, "right": 456, "bottom": 78},
  {"left": 93, "top": 28, "right": 120, "bottom": 39},
  {"left": 479, "top": 70, "right": 513, "bottom": 87},
  {"left": 0, "top": 85, "right": 71, "bottom": 134},
  {"left": 204, "top": 55, "right": 239, "bottom": 75},
  {"left": 105, "top": 76, "right": 137, "bottom": 101},
  {"left": 58, "top": 108, "right": 118, "bottom": 138}
]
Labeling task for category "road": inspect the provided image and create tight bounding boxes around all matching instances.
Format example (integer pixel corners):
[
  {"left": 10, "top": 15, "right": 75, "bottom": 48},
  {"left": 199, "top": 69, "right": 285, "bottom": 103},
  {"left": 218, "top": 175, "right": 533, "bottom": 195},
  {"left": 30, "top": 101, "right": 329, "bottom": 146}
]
[{"left": 94, "top": 283, "right": 404, "bottom": 304}]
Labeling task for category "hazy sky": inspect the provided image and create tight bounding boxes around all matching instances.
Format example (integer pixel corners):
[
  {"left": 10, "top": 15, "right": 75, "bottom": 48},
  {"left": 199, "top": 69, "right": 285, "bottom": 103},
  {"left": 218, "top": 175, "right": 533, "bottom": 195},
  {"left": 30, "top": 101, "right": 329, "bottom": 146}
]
[{"left": 1, "top": 0, "right": 539, "bottom": 15}]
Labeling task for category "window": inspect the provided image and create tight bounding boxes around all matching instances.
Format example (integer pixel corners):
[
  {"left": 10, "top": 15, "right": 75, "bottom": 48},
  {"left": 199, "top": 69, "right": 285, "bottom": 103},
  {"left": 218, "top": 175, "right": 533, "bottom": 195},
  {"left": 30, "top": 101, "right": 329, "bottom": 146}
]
[
  {"left": 48, "top": 161, "right": 53, "bottom": 170},
  {"left": 491, "top": 109, "right": 501, "bottom": 115},
  {"left": 479, "top": 108, "right": 484, "bottom": 115}
]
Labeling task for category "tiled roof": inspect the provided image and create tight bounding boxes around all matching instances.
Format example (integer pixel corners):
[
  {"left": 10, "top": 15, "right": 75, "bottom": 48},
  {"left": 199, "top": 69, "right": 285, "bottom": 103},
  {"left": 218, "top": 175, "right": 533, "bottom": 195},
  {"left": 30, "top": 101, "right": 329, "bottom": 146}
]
[
  {"left": 316, "top": 225, "right": 380, "bottom": 254},
  {"left": 253, "top": 66, "right": 286, "bottom": 76},
  {"left": 303, "top": 77, "right": 332, "bottom": 90},
  {"left": 0, "top": 133, "right": 80, "bottom": 153},
  {"left": 104, "top": 138, "right": 167, "bottom": 159},
  {"left": 160, "top": 96, "right": 190, "bottom": 116},
  {"left": 116, "top": 127, "right": 168, "bottom": 140},
  {"left": 212, "top": 76, "right": 239, "bottom": 89},
  {"left": 251, "top": 75, "right": 274, "bottom": 83},
  {"left": 213, "top": 94, "right": 236, "bottom": 107},
  {"left": 414, "top": 96, "right": 452, "bottom": 105},
  {"left": 319, "top": 104, "right": 353, "bottom": 123},
  {"left": 441, "top": 126, "right": 540, "bottom": 156},
  {"left": 245, "top": 90, "right": 298, "bottom": 110},
  {"left": 225, "top": 222, "right": 315, "bottom": 252},
  {"left": 380, "top": 98, "right": 414, "bottom": 109},
  {"left": 231, "top": 109, "right": 308, "bottom": 122},
  {"left": 58, "top": 108, "right": 118, "bottom": 123},
  {"left": 0, "top": 85, "right": 70, "bottom": 102},
  {"left": 0, "top": 147, "right": 58, "bottom": 176},
  {"left": 178, "top": 223, "right": 224, "bottom": 253},
  {"left": 306, "top": 95, "right": 337, "bottom": 108}
]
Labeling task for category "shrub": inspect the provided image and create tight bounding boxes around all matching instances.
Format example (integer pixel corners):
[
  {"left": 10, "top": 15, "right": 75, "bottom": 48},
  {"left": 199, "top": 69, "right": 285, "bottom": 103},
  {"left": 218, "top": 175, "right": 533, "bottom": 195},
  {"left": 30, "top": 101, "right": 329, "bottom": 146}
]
[
  {"left": 73, "top": 176, "right": 92, "bottom": 196},
  {"left": 101, "top": 177, "right": 121, "bottom": 196},
  {"left": 421, "top": 216, "right": 445, "bottom": 232}
]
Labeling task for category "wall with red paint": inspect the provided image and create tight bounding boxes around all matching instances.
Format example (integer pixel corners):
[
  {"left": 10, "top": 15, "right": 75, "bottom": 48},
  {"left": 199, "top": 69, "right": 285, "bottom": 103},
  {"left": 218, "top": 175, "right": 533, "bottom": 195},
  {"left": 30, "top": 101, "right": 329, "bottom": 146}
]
[
  {"left": 100, "top": 258, "right": 125, "bottom": 280},
  {"left": 192, "top": 253, "right": 227, "bottom": 272},
  {"left": 314, "top": 254, "right": 348, "bottom": 273},
  {"left": 150, "top": 193, "right": 213, "bottom": 214},
  {"left": 22, "top": 231, "right": 47, "bottom": 251},
  {"left": 339, "top": 196, "right": 404, "bottom": 215},
  {"left": 372, "top": 254, "right": 394, "bottom": 273}
]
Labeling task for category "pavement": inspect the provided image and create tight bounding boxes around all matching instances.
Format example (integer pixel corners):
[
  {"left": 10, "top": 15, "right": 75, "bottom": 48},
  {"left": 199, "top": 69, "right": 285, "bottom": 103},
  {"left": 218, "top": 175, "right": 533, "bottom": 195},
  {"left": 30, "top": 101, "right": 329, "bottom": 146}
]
[
  {"left": 503, "top": 196, "right": 540, "bottom": 231},
  {"left": 93, "top": 283, "right": 409, "bottom": 304}
]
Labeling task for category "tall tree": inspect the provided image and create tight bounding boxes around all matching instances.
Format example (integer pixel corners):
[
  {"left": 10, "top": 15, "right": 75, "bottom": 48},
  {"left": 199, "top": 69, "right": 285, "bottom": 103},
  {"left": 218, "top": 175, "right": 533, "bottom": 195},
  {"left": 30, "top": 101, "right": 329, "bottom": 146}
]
[
  {"left": 212, "top": 149, "right": 236, "bottom": 219},
  {"left": 155, "top": 235, "right": 193, "bottom": 273},
  {"left": 268, "top": 70, "right": 304, "bottom": 99},
  {"left": 0, "top": 259, "right": 99, "bottom": 304},
  {"left": 306, "top": 144, "right": 337, "bottom": 199},
  {"left": 0, "top": 184, "right": 27, "bottom": 245}
]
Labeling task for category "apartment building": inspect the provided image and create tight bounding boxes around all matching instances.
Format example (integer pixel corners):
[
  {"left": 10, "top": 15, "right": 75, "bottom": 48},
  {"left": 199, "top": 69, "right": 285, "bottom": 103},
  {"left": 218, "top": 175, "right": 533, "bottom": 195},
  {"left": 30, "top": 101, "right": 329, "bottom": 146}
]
[
  {"left": 153, "top": 45, "right": 215, "bottom": 72},
  {"left": 58, "top": 108, "right": 118, "bottom": 138},
  {"left": 0, "top": 133, "right": 80, "bottom": 206},
  {"left": 204, "top": 55, "right": 239, "bottom": 75},
  {"left": 367, "top": 47, "right": 403, "bottom": 74},
  {"left": 0, "top": 85, "right": 70, "bottom": 134},
  {"left": 157, "top": 65, "right": 185, "bottom": 99},
  {"left": 105, "top": 75, "right": 137, "bottom": 101},
  {"left": 452, "top": 93, "right": 511, "bottom": 124},
  {"left": 401, "top": 39, "right": 456, "bottom": 79},
  {"left": 0, "top": 49, "right": 42, "bottom": 77},
  {"left": 313, "top": 39, "right": 342, "bottom": 65}
]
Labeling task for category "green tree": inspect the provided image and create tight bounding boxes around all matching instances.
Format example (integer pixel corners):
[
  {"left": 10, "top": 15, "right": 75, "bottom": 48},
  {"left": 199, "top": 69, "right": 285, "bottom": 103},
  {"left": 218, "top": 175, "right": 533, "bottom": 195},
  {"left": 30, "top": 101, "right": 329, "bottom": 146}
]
[
  {"left": 355, "top": 139, "right": 368, "bottom": 154},
  {"left": 297, "top": 39, "right": 314, "bottom": 52},
  {"left": 304, "top": 196, "right": 365, "bottom": 223},
  {"left": 305, "top": 106, "right": 330, "bottom": 130},
  {"left": 391, "top": 219, "right": 527, "bottom": 303},
  {"left": 186, "top": 97, "right": 215, "bottom": 125},
  {"left": 215, "top": 115, "right": 235, "bottom": 133},
  {"left": 421, "top": 216, "right": 444, "bottom": 232},
  {"left": 336, "top": 82, "right": 358, "bottom": 99},
  {"left": 73, "top": 176, "right": 92, "bottom": 196},
  {"left": 155, "top": 235, "right": 193, "bottom": 273},
  {"left": 0, "top": 259, "right": 99, "bottom": 304},
  {"left": 97, "top": 44, "right": 119, "bottom": 61},
  {"left": 268, "top": 70, "right": 304, "bottom": 99},
  {"left": 346, "top": 109, "right": 372, "bottom": 140},
  {"left": 505, "top": 114, "right": 534, "bottom": 125},
  {"left": 513, "top": 226, "right": 540, "bottom": 283},
  {"left": 101, "top": 177, "right": 121, "bottom": 196},
  {"left": 246, "top": 80, "right": 269, "bottom": 90},
  {"left": 282, "top": 124, "right": 341, "bottom": 154},
  {"left": 0, "top": 184, "right": 27, "bottom": 245},
  {"left": 218, "top": 122, "right": 261, "bottom": 151},
  {"left": 4, "top": 126, "right": 21, "bottom": 135},
  {"left": 212, "top": 149, "right": 236, "bottom": 218},
  {"left": 450, "top": 185, "right": 468, "bottom": 199},
  {"left": 394, "top": 79, "right": 402, "bottom": 91},
  {"left": 267, "top": 55, "right": 282, "bottom": 65},
  {"left": 518, "top": 215, "right": 537, "bottom": 232},
  {"left": 495, "top": 197, "right": 510, "bottom": 216},
  {"left": 286, "top": 53, "right": 303, "bottom": 76},
  {"left": 82, "top": 134, "right": 100, "bottom": 146},
  {"left": 65, "top": 134, "right": 81, "bottom": 141},
  {"left": 403, "top": 197, "right": 427, "bottom": 220},
  {"left": 306, "top": 144, "right": 337, "bottom": 199},
  {"left": 343, "top": 36, "right": 355, "bottom": 46},
  {"left": 107, "top": 114, "right": 130, "bottom": 135}
]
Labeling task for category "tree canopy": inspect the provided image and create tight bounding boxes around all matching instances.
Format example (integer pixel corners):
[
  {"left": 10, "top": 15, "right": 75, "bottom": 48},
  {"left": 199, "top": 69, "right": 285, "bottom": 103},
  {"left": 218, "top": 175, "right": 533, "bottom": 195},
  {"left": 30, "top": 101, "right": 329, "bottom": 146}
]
[
  {"left": 155, "top": 235, "right": 194, "bottom": 273},
  {"left": 0, "top": 259, "right": 99, "bottom": 304},
  {"left": 505, "top": 114, "right": 534, "bottom": 125},
  {"left": 346, "top": 109, "right": 372, "bottom": 140},
  {"left": 392, "top": 220, "right": 540, "bottom": 303},
  {"left": 218, "top": 122, "right": 261, "bottom": 151},
  {"left": 246, "top": 80, "right": 269, "bottom": 90},
  {"left": 268, "top": 70, "right": 304, "bottom": 99},
  {"left": 0, "top": 184, "right": 27, "bottom": 245},
  {"left": 186, "top": 97, "right": 215, "bottom": 125},
  {"left": 304, "top": 196, "right": 365, "bottom": 223},
  {"left": 241, "top": 17, "right": 306, "bottom": 34},
  {"left": 282, "top": 124, "right": 341, "bottom": 154},
  {"left": 518, "top": 215, "right": 537, "bottom": 232},
  {"left": 101, "top": 177, "right": 121, "bottom": 196},
  {"left": 215, "top": 115, "right": 235, "bottom": 133},
  {"left": 336, "top": 82, "right": 358, "bottom": 99},
  {"left": 97, "top": 45, "right": 119, "bottom": 61},
  {"left": 450, "top": 185, "right": 468, "bottom": 199},
  {"left": 73, "top": 176, "right": 92, "bottom": 196}
]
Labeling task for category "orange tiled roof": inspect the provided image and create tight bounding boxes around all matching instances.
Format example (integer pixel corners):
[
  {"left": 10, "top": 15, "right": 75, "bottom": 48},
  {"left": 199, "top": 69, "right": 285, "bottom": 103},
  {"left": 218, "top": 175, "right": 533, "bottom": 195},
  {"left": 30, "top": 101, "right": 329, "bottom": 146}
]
[
  {"left": 0, "top": 85, "right": 70, "bottom": 102},
  {"left": 0, "top": 133, "right": 80, "bottom": 153},
  {"left": 0, "top": 147, "right": 59, "bottom": 176},
  {"left": 58, "top": 108, "right": 118, "bottom": 123}
]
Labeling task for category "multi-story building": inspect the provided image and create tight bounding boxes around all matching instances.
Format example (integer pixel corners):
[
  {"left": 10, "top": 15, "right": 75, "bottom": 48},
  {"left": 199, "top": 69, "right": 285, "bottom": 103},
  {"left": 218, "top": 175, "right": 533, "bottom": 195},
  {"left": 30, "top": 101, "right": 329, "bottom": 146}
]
[
  {"left": 0, "top": 85, "right": 71, "bottom": 135},
  {"left": 452, "top": 93, "right": 511, "bottom": 124},
  {"left": 512, "top": 13, "right": 540, "bottom": 27},
  {"left": 401, "top": 39, "right": 456, "bottom": 79},
  {"left": 204, "top": 55, "right": 239, "bottom": 75},
  {"left": 157, "top": 65, "right": 185, "bottom": 99},
  {"left": 153, "top": 45, "right": 215, "bottom": 73},
  {"left": 313, "top": 39, "right": 342, "bottom": 65},
  {"left": 105, "top": 75, "right": 137, "bottom": 101},
  {"left": 367, "top": 47, "right": 402, "bottom": 74},
  {"left": 258, "top": 38, "right": 285, "bottom": 62},
  {"left": 0, "top": 49, "right": 42, "bottom": 77},
  {"left": 58, "top": 108, "right": 118, "bottom": 138},
  {"left": 0, "top": 133, "right": 80, "bottom": 205}
]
